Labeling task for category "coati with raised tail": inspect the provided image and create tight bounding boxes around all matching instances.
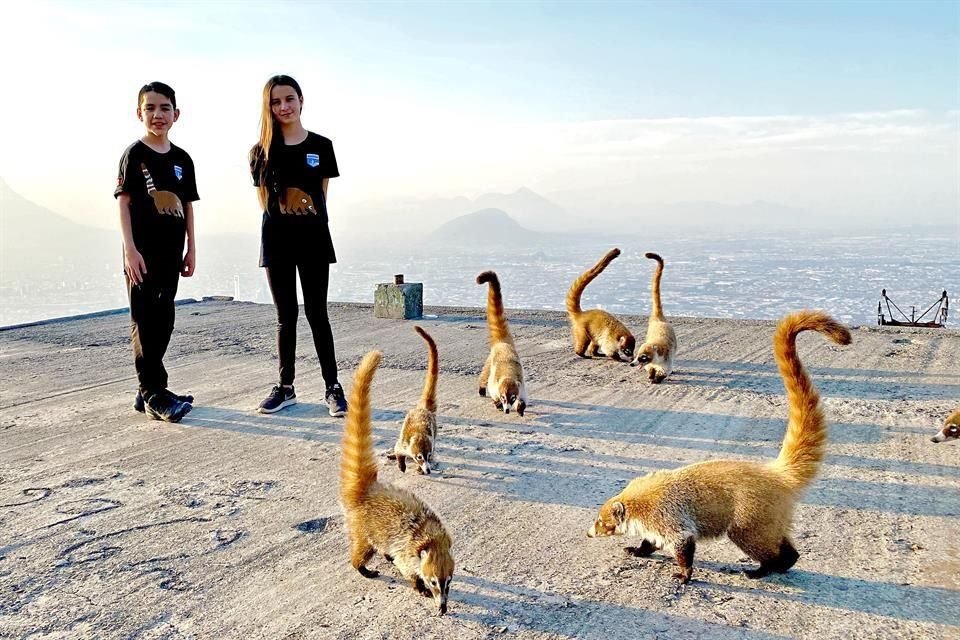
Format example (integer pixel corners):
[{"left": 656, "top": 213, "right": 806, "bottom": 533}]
[
  {"left": 387, "top": 326, "right": 440, "bottom": 474},
  {"left": 589, "top": 310, "right": 851, "bottom": 584},
  {"left": 476, "top": 271, "right": 528, "bottom": 416},
  {"left": 140, "top": 163, "right": 184, "bottom": 217},
  {"left": 931, "top": 409, "right": 960, "bottom": 443},
  {"left": 566, "top": 248, "right": 636, "bottom": 361},
  {"left": 631, "top": 252, "right": 677, "bottom": 383},
  {"left": 340, "top": 351, "right": 455, "bottom": 614}
]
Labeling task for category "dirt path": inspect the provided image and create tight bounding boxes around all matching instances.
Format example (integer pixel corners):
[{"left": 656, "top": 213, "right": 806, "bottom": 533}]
[{"left": 1, "top": 301, "right": 958, "bottom": 639}]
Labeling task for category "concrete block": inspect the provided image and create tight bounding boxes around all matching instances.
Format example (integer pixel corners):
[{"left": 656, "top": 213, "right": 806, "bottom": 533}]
[{"left": 374, "top": 275, "right": 423, "bottom": 320}]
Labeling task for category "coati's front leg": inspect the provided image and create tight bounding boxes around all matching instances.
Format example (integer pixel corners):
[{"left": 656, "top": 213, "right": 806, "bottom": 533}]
[
  {"left": 672, "top": 536, "right": 696, "bottom": 584},
  {"left": 586, "top": 341, "right": 599, "bottom": 357},
  {"left": 478, "top": 358, "right": 491, "bottom": 396},
  {"left": 351, "top": 537, "right": 378, "bottom": 578},
  {"left": 624, "top": 539, "right": 658, "bottom": 557},
  {"left": 396, "top": 454, "right": 407, "bottom": 473},
  {"left": 744, "top": 538, "right": 800, "bottom": 579}
]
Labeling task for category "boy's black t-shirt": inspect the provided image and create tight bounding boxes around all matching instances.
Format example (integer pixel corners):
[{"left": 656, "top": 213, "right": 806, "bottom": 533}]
[
  {"left": 250, "top": 132, "right": 339, "bottom": 267},
  {"left": 114, "top": 141, "right": 199, "bottom": 269}
]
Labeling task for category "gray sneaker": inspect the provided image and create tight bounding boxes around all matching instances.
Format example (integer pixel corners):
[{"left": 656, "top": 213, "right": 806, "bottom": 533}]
[{"left": 257, "top": 385, "right": 296, "bottom": 414}]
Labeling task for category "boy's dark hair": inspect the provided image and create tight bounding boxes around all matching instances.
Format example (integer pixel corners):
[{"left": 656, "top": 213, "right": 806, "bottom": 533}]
[{"left": 138, "top": 82, "right": 177, "bottom": 110}]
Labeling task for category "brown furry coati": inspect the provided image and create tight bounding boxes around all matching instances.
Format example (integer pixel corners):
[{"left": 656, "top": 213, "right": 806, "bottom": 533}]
[
  {"left": 589, "top": 310, "right": 851, "bottom": 584},
  {"left": 931, "top": 409, "right": 960, "bottom": 443},
  {"left": 279, "top": 186, "right": 317, "bottom": 215},
  {"left": 388, "top": 326, "right": 440, "bottom": 474},
  {"left": 631, "top": 252, "right": 677, "bottom": 383},
  {"left": 476, "top": 271, "right": 528, "bottom": 416},
  {"left": 340, "top": 351, "right": 454, "bottom": 614},
  {"left": 566, "top": 248, "right": 636, "bottom": 360}
]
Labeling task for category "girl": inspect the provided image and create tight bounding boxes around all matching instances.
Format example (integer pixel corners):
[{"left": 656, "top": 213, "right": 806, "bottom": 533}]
[{"left": 250, "top": 75, "right": 346, "bottom": 417}]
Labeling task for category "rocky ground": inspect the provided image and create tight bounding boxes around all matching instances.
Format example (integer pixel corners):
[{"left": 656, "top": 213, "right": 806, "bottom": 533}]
[{"left": 1, "top": 301, "right": 958, "bottom": 639}]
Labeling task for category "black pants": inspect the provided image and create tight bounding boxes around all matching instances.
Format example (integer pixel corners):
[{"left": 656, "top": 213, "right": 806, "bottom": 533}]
[
  {"left": 265, "top": 260, "right": 338, "bottom": 387},
  {"left": 127, "top": 266, "right": 180, "bottom": 394}
]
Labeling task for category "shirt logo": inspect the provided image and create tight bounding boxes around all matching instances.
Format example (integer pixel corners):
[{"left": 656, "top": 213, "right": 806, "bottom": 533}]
[
  {"left": 305, "top": 153, "right": 320, "bottom": 168},
  {"left": 173, "top": 165, "right": 183, "bottom": 181}
]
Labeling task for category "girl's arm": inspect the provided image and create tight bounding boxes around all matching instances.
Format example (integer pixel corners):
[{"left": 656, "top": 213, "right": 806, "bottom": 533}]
[
  {"left": 322, "top": 178, "right": 329, "bottom": 201},
  {"left": 118, "top": 194, "right": 147, "bottom": 284},
  {"left": 182, "top": 201, "right": 196, "bottom": 277}
]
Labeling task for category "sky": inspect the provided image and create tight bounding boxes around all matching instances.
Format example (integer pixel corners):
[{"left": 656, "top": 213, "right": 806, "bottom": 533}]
[{"left": 0, "top": 0, "right": 957, "bottom": 235}]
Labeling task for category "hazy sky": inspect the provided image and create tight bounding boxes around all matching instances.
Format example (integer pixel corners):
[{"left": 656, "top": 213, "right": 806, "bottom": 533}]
[{"left": 0, "top": 1, "right": 957, "bottom": 234}]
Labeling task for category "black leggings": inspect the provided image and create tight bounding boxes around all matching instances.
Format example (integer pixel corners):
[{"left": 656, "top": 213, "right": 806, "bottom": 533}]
[{"left": 265, "top": 260, "right": 338, "bottom": 387}]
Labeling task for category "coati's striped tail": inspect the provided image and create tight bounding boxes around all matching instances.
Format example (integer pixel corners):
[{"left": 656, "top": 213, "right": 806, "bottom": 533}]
[
  {"left": 644, "top": 253, "right": 666, "bottom": 321},
  {"left": 140, "top": 163, "right": 157, "bottom": 194},
  {"left": 476, "top": 271, "right": 514, "bottom": 346},
  {"left": 769, "top": 311, "right": 851, "bottom": 490},
  {"left": 340, "top": 351, "right": 382, "bottom": 509},
  {"left": 414, "top": 326, "right": 439, "bottom": 413},
  {"left": 567, "top": 248, "right": 621, "bottom": 317}
]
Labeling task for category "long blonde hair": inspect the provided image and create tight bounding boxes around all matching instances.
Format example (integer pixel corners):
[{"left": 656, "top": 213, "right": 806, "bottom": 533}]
[{"left": 252, "top": 75, "right": 303, "bottom": 209}]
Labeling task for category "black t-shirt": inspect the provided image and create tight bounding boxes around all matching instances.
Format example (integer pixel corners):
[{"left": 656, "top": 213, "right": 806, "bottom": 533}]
[
  {"left": 114, "top": 140, "right": 199, "bottom": 269},
  {"left": 250, "top": 132, "right": 339, "bottom": 266}
]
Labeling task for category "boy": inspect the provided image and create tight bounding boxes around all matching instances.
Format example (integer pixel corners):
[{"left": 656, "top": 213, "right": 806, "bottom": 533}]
[{"left": 115, "top": 82, "right": 199, "bottom": 422}]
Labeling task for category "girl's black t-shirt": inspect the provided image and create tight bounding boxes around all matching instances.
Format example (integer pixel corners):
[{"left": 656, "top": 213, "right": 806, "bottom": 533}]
[
  {"left": 114, "top": 140, "right": 199, "bottom": 270},
  {"left": 250, "top": 132, "right": 339, "bottom": 267}
]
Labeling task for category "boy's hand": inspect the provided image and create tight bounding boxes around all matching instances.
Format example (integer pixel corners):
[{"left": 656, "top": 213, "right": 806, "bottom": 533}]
[
  {"left": 124, "top": 246, "right": 147, "bottom": 285},
  {"left": 181, "top": 248, "right": 196, "bottom": 277}
]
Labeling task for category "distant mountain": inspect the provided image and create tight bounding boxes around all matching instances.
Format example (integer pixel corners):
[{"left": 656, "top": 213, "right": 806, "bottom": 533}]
[
  {"left": 340, "top": 188, "right": 576, "bottom": 245},
  {"left": 0, "top": 178, "right": 117, "bottom": 279},
  {"left": 473, "top": 187, "right": 580, "bottom": 232},
  {"left": 427, "top": 208, "right": 537, "bottom": 249}
]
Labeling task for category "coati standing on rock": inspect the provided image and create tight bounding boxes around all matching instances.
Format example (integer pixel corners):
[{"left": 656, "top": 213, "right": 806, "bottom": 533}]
[
  {"left": 566, "top": 248, "right": 636, "bottom": 361},
  {"left": 589, "top": 311, "right": 851, "bottom": 584},
  {"left": 476, "top": 271, "right": 528, "bottom": 416},
  {"left": 388, "top": 327, "right": 440, "bottom": 474},
  {"left": 931, "top": 409, "right": 960, "bottom": 443},
  {"left": 340, "top": 351, "right": 455, "bottom": 614},
  {"left": 632, "top": 252, "right": 677, "bottom": 383}
]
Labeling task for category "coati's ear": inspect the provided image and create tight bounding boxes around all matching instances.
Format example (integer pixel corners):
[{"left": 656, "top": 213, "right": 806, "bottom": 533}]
[
  {"left": 612, "top": 501, "right": 625, "bottom": 522},
  {"left": 418, "top": 540, "right": 434, "bottom": 560}
]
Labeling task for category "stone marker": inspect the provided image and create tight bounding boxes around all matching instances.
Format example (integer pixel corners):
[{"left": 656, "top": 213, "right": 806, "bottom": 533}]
[{"left": 374, "top": 274, "right": 423, "bottom": 320}]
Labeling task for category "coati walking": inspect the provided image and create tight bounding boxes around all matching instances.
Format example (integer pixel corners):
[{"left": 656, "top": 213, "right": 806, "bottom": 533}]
[
  {"left": 931, "top": 409, "right": 960, "bottom": 443},
  {"left": 589, "top": 310, "right": 851, "bottom": 584},
  {"left": 631, "top": 252, "right": 677, "bottom": 383},
  {"left": 566, "top": 248, "right": 636, "bottom": 361},
  {"left": 388, "top": 326, "right": 440, "bottom": 474},
  {"left": 476, "top": 271, "right": 528, "bottom": 416},
  {"left": 340, "top": 351, "right": 455, "bottom": 614}
]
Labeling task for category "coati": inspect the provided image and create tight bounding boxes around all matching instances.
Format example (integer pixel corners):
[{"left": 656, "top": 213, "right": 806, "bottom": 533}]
[
  {"left": 140, "top": 163, "right": 184, "bottom": 217},
  {"left": 476, "top": 271, "right": 528, "bottom": 416},
  {"left": 387, "top": 326, "right": 440, "bottom": 474},
  {"left": 931, "top": 409, "right": 960, "bottom": 443},
  {"left": 631, "top": 252, "right": 677, "bottom": 383},
  {"left": 589, "top": 310, "right": 851, "bottom": 584},
  {"left": 340, "top": 351, "right": 454, "bottom": 614},
  {"left": 566, "top": 248, "right": 636, "bottom": 361},
  {"left": 279, "top": 186, "right": 317, "bottom": 215}
]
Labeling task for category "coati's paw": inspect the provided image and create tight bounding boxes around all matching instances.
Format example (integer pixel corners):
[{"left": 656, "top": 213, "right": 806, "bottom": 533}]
[
  {"left": 672, "top": 569, "right": 692, "bottom": 584},
  {"left": 516, "top": 401, "right": 526, "bottom": 417},
  {"left": 478, "top": 387, "right": 486, "bottom": 397},
  {"left": 357, "top": 566, "right": 379, "bottom": 579},
  {"left": 744, "top": 566, "right": 771, "bottom": 579},
  {"left": 383, "top": 554, "right": 394, "bottom": 562},
  {"left": 625, "top": 540, "right": 657, "bottom": 557}
]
